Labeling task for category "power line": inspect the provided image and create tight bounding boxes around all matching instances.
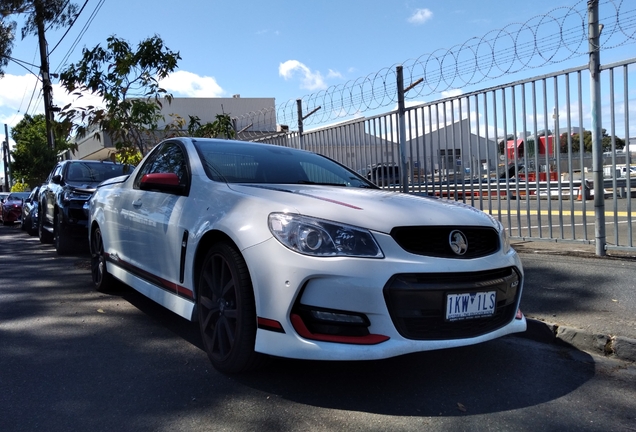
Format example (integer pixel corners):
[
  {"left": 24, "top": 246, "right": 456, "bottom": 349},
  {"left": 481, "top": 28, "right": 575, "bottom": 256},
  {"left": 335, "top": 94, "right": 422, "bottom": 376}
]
[
  {"left": 54, "top": 0, "right": 105, "bottom": 74},
  {"left": 48, "top": 0, "right": 89, "bottom": 55}
]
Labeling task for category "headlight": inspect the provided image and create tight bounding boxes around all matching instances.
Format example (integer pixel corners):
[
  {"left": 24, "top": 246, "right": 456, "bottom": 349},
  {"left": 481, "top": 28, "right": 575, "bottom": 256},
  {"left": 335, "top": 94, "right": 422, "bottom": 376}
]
[
  {"left": 268, "top": 213, "right": 384, "bottom": 258},
  {"left": 62, "top": 190, "right": 91, "bottom": 202},
  {"left": 498, "top": 221, "right": 511, "bottom": 254}
]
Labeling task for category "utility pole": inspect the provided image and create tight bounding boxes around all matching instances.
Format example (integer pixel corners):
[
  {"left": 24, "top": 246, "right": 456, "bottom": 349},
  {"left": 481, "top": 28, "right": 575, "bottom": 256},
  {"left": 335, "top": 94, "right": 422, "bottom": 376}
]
[
  {"left": 588, "top": 0, "right": 605, "bottom": 256},
  {"left": 3, "top": 124, "right": 10, "bottom": 191},
  {"left": 34, "top": 0, "right": 56, "bottom": 151}
]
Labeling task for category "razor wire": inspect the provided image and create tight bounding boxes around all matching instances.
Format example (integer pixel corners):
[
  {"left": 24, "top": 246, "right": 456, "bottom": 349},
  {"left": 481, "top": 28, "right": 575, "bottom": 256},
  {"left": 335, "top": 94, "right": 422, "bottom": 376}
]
[{"left": 236, "top": 0, "right": 636, "bottom": 137}]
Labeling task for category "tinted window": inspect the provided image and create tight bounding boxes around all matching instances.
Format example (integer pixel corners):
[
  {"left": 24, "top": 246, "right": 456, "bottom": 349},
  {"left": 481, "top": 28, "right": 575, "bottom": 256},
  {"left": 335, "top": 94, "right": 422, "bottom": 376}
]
[
  {"left": 195, "top": 141, "right": 374, "bottom": 188},
  {"left": 134, "top": 142, "right": 189, "bottom": 189},
  {"left": 66, "top": 162, "right": 131, "bottom": 182}
]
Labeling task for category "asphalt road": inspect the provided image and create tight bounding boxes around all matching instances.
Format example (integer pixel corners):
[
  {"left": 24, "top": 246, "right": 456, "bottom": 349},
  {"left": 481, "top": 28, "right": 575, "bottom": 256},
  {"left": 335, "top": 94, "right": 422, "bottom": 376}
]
[{"left": 1, "top": 224, "right": 635, "bottom": 432}]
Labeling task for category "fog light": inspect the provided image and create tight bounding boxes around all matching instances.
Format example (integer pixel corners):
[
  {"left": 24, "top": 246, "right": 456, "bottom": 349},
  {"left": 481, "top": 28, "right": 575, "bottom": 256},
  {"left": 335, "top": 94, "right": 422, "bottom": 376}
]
[
  {"left": 310, "top": 309, "right": 366, "bottom": 324},
  {"left": 515, "top": 308, "right": 524, "bottom": 320}
]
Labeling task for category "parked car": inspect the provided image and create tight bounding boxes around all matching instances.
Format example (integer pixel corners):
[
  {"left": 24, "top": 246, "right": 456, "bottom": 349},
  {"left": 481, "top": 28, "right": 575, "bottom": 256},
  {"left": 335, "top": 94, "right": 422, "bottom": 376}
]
[
  {"left": 367, "top": 162, "right": 400, "bottom": 186},
  {"left": 21, "top": 186, "right": 40, "bottom": 235},
  {"left": 1, "top": 192, "right": 30, "bottom": 225},
  {"left": 88, "top": 138, "right": 526, "bottom": 373},
  {"left": 39, "top": 160, "right": 132, "bottom": 254}
]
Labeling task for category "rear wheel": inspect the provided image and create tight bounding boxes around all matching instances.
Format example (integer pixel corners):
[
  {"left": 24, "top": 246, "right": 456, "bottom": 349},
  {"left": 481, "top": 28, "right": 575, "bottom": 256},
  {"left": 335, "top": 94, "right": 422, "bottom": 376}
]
[
  {"left": 90, "top": 226, "right": 115, "bottom": 292},
  {"left": 198, "top": 242, "right": 264, "bottom": 374}
]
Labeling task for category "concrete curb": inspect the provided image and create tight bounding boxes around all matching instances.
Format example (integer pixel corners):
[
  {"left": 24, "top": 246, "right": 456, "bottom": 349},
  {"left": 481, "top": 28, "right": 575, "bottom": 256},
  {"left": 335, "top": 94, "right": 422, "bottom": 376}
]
[{"left": 518, "top": 317, "right": 636, "bottom": 363}]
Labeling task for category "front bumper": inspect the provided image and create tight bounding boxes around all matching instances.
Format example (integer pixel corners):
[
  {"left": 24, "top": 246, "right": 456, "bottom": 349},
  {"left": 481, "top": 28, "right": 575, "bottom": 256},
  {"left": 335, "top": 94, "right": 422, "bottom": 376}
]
[
  {"left": 242, "top": 231, "right": 526, "bottom": 361},
  {"left": 3, "top": 208, "right": 22, "bottom": 222},
  {"left": 60, "top": 199, "right": 90, "bottom": 237}
]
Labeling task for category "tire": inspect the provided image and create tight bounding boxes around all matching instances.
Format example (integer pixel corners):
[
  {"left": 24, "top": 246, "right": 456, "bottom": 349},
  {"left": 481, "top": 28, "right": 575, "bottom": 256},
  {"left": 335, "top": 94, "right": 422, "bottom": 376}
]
[
  {"left": 54, "top": 212, "right": 73, "bottom": 255},
  {"left": 27, "top": 218, "right": 38, "bottom": 236},
  {"left": 39, "top": 209, "right": 53, "bottom": 244},
  {"left": 198, "top": 242, "right": 264, "bottom": 374},
  {"left": 90, "top": 226, "right": 115, "bottom": 292}
]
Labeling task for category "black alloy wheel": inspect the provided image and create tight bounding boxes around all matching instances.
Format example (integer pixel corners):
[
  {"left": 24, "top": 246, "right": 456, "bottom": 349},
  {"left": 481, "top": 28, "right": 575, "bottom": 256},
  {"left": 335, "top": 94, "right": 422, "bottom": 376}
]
[
  {"left": 90, "top": 226, "right": 114, "bottom": 292},
  {"left": 198, "top": 242, "right": 263, "bottom": 374}
]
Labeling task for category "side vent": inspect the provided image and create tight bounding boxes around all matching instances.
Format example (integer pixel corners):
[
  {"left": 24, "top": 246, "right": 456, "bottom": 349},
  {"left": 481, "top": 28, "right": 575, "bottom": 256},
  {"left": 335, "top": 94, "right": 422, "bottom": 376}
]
[{"left": 179, "top": 230, "right": 189, "bottom": 283}]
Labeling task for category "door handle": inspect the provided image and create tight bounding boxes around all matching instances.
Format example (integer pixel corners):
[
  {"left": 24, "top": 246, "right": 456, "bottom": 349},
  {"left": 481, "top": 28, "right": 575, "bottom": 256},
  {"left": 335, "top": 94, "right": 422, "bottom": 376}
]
[{"left": 132, "top": 199, "right": 142, "bottom": 207}]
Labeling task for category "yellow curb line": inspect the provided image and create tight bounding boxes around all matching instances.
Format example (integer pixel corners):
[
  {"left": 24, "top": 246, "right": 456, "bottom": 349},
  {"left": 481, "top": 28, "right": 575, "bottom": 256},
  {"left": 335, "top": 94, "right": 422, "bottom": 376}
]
[{"left": 485, "top": 210, "right": 631, "bottom": 217}]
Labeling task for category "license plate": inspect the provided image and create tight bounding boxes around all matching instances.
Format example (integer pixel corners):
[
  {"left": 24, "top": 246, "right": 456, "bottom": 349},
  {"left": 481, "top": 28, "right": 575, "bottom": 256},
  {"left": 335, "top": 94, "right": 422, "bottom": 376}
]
[{"left": 446, "top": 291, "right": 496, "bottom": 321}]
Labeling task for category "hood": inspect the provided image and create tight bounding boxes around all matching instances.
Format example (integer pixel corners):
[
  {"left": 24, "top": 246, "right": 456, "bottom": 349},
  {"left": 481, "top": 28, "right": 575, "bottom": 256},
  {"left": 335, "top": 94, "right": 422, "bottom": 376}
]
[
  {"left": 227, "top": 184, "right": 499, "bottom": 233},
  {"left": 65, "top": 180, "right": 100, "bottom": 193}
]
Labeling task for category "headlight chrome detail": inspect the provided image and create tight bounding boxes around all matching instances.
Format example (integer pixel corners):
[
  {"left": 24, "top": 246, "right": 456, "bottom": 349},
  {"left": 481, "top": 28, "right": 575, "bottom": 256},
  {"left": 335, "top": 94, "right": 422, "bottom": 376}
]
[
  {"left": 268, "top": 213, "right": 384, "bottom": 258},
  {"left": 63, "top": 189, "right": 91, "bottom": 203}
]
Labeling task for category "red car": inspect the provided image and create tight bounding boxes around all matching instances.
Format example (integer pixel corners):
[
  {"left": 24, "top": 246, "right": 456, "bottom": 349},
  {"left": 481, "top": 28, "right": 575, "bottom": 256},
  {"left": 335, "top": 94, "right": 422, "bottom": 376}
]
[{"left": 1, "top": 192, "right": 30, "bottom": 225}]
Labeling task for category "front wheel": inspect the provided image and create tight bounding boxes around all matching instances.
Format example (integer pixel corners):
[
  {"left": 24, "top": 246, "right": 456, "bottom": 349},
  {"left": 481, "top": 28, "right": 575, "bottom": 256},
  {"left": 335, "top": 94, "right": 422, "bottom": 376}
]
[
  {"left": 38, "top": 208, "right": 53, "bottom": 244},
  {"left": 54, "top": 212, "right": 73, "bottom": 255},
  {"left": 90, "top": 226, "right": 115, "bottom": 292},
  {"left": 198, "top": 242, "right": 264, "bottom": 374}
]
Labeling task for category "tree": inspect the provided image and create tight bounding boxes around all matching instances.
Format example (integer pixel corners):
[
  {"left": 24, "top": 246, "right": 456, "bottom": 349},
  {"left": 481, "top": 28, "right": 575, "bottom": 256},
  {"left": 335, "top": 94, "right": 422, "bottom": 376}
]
[
  {"left": 569, "top": 130, "right": 625, "bottom": 153},
  {"left": 9, "top": 114, "right": 72, "bottom": 187},
  {"left": 0, "top": 0, "right": 78, "bottom": 76},
  {"left": 58, "top": 35, "right": 181, "bottom": 157},
  {"left": 186, "top": 114, "right": 236, "bottom": 139}
]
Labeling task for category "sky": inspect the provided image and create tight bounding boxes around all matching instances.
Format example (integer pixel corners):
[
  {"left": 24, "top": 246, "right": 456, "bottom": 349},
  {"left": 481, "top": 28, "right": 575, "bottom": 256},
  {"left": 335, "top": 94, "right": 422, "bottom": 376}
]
[{"left": 1, "top": 0, "right": 634, "bottom": 157}]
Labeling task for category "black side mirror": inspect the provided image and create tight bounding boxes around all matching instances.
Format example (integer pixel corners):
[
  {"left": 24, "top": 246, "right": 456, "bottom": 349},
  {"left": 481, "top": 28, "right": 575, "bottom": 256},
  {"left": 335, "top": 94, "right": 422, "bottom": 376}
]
[{"left": 52, "top": 174, "right": 62, "bottom": 185}]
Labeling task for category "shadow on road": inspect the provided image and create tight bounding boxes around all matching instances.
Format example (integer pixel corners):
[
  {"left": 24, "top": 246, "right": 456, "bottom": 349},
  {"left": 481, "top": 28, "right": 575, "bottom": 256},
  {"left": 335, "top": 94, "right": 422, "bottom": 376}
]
[{"left": 0, "top": 225, "right": 601, "bottom": 430}]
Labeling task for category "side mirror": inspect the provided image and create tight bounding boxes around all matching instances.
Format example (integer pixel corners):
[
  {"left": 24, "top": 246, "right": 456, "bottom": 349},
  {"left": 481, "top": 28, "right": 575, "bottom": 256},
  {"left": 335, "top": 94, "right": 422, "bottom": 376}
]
[
  {"left": 139, "top": 173, "right": 185, "bottom": 195},
  {"left": 52, "top": 174, "right": 62, "bottom": 184}
]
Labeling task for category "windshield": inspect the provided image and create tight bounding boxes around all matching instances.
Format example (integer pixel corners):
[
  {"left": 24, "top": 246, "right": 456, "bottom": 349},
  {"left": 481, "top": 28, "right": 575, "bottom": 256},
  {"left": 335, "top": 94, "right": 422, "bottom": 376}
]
[
  {"left": 66, "top": 162, "right": 132, "bottom": 183},
  {"left": 8, "top": 192, "right": 30, "bottom": 200},
  {"left": 194, "top": 141, "right": 376, "bottom": 188}
]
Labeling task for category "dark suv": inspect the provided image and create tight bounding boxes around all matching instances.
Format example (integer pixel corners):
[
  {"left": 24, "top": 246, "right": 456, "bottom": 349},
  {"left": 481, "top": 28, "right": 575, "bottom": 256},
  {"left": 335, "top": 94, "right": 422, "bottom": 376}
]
[{"left": 39, "top": 160, "right": 131, "bottom": 254}]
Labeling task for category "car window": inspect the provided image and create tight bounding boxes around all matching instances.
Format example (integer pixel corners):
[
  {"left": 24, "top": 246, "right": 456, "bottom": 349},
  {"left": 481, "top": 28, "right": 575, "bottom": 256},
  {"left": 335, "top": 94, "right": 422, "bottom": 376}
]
[
  {"left": 66, "top": 162, "right": 131, "bottom": 182},
  {"left": 134, "top": 142, "right": 189, "bottom": 190},
  {"left": 51, "top": 164, "right": 63, "bottom": 180},
  {"left": 8, "top": 192, "right": 30, "bottom": 200},
  {"left": 195, "top": 141, "right": 374, "bottom": 188}
]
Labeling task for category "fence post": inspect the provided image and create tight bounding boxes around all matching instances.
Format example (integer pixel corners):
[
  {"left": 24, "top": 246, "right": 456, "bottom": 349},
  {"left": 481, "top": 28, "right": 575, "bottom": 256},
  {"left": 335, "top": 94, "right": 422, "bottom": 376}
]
[
  {"left": 296, "top": 99, "right": 304, "bottom": 150},
  {"left": 396, "top": 65, "right": 409, "bottom": 193},
  {"left": 588, "top": 0, "right": 606, "bottom": 256}
]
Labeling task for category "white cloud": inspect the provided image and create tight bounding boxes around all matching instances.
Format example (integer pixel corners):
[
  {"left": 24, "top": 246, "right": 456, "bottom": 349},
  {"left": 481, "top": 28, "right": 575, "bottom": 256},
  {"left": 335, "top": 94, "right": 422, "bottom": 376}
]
[
  {"left": 159, "top": 70, "right": 224, "bottom": 97},
  {"left": 279, "top": 60, "right": 328, "bottom": 91},
  {"left": 0, "top": 74, "right": 105, "bottom": 128},
  {"left": 327, "top": 69, "right": 343, "bottom": 79},
  {"left": 408, "top": 8, "right": 433, "bottom": 25},
  {"left": 441, "top": 88, "right": 463, "bottom": 98}
]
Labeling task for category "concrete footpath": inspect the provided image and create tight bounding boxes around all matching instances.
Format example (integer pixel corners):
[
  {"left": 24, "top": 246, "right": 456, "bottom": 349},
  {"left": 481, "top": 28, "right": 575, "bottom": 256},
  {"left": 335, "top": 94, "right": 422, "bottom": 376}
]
[{"left": 512, "top": 239, "right": 636, "bottom": 363}]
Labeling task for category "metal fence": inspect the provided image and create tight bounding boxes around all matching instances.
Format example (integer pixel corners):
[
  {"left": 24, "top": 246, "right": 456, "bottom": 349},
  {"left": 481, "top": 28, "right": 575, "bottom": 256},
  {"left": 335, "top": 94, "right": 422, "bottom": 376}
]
[
  {"left": 257, "top": 56, "right": 635, "bottom": 254},
  {"left": 251, "top": 1, "right": 635, "bottom": 255}
]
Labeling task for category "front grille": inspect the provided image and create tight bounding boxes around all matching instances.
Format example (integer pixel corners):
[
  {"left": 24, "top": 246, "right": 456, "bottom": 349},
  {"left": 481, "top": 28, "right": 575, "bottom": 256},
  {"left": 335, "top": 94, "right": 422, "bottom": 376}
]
[
  {"left": 383, "top": 267, "right": 521, "bottom": 340},
  {"left": 391, "top": 226, "right": 499, "bottom": 258},
  {"left": 68, "top": 200, "right": 89, "bottom": 221}
]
